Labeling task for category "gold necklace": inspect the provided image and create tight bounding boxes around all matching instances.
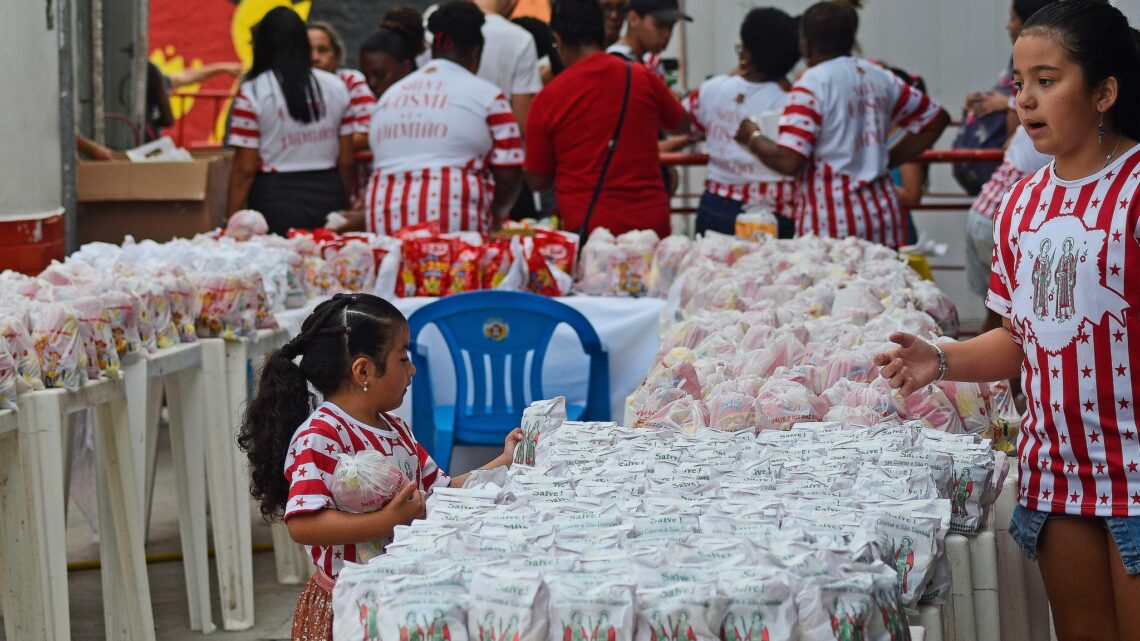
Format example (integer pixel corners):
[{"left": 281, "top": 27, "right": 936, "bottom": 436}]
[{"left": 1103, "top": 134, "right": 1123, "bottom": 169}]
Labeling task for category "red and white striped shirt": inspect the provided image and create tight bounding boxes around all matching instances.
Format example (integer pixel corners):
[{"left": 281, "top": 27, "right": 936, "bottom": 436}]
[
  {"left": 337, "top": 68, "right": 377, "bottom": 203},
  {"left": 777, "top": 57, "right": 942, "bottom": 247},
  {"left": 283, "top": 402, "right": 448, "bottom": 578},
  {"left": 684, "top": 75, "right": 795, "bottom": 215},
  {"left": 337, "top": 68, "right": 376, "bottom": 135},
  {"left": 987, "top": 144, "right": 1140, "bottom": 516},
  {"left": 365, "top": 59, "right": 524, "bottom": 235},
  {"left": 972, "top": 127, "right": 1052, "bottom": 221},
  {"left": 228, "top": 69, "right": 352, "bottom": 173}
]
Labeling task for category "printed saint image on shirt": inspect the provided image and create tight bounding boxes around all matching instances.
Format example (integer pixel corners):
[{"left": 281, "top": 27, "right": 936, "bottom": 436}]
[{"left": 1012, "top": 215, "right": 1128, "bottom": 354}]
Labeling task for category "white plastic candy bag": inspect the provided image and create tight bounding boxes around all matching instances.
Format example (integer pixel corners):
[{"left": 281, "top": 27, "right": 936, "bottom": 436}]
[
  {"left": 467, "top": 569, "right": 549, "bottom": 641},
  {"left": 515, "top": 397, "right": 567, "bottom": 466}
]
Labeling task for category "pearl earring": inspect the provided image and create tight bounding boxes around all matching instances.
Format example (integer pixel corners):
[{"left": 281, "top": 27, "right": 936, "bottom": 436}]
[{"left": 362, "top": 381, "right": 369, "bottom": 393}]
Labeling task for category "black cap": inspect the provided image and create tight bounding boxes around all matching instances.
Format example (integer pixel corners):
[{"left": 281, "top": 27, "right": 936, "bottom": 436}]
[{"left": 629, "top": 0, "right": 693, "bottom": 23}]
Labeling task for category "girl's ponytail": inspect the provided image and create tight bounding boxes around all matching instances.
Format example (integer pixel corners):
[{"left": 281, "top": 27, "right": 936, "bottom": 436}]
[{"left": 238, "top": 344, "right": 314, "bottom": 518}]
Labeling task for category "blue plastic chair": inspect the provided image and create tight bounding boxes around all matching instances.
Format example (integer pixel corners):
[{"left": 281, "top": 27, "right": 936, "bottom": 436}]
[{"left": 407, "top": 291, "right": 610, "bottom": 473}]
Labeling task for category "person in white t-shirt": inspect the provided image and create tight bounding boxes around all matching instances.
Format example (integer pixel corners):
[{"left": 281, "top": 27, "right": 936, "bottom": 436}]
[
  {"left": 738, "top": 1, "right": 949, "bottom": 248},
  {"left": 364, "top": 0, "right": 523, "bottom": 236},
  {"left": 227, "top": 7, "right": 354, "bottom": 235},
  {"left": 472, "top": 0, "right": 542, "bottom": 135},
  {"left": 683, "top": 7, "right": 800, "bottom": 238}
]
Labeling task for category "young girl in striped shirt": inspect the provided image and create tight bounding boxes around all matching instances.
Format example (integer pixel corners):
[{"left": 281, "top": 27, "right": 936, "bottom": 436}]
[
  {"left": 239, "top": 294, "right": 521, "bottom": 640},
  {"left": 877, "top": 2, "right": 1140, "bottom": 638}
]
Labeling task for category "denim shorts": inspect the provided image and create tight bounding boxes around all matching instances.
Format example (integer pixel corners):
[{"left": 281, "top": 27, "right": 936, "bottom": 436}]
[
  {"left": 694, "top": 190, "right": 795, "bottom": 239},
  {"left": 1008, "top": 504, "right": 1140, "bottom": 575}
]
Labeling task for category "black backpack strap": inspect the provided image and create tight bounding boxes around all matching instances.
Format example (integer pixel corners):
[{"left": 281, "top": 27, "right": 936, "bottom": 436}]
[{"left": 578, "top": 59, "right": 633, "bottom": 246}]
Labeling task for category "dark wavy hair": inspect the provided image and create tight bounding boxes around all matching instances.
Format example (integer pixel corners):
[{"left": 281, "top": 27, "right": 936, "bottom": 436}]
[
  {"left": 427, "top": 1, "right": 485, "bottom": 60},
  {"left": 360, "top": 5, "right": 426, "bottom": 65},
  {"left": 238, "top": 293, "right": 407, "bottom": 518},
  {"left": 248, "top": 7, "right": 324, "bottom": 124},
  {"left": 1022, "top": 0, "right": 1140, "bottom": 141},
  {"left": 550, "top": 0, "right": 605, "bottom": 49},
  {"left": 801, "top": 1, "right": 858, "bottom": 58},
  {"left": 741, "top": 8, "right": 800, "bottom": 82}
]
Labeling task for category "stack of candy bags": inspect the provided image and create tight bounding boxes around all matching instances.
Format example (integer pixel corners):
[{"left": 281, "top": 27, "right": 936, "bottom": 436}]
[
  {"left": 0, "top": 232, "right": 298, "bottom": 403},
  {"left": 330, "top": 397, "right": 1004, "bottom": 641},
  {"left": 626, "top": 234, "right": 1010, "bottom": 533}
]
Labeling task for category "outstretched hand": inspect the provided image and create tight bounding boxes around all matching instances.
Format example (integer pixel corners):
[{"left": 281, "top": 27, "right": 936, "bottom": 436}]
[{"left": 873, "top": 332, "right": 941, "bottom": 397}]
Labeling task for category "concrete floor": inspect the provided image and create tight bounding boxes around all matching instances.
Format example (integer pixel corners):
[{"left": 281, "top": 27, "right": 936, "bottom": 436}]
[{"left": 0, "top": 424, "right": 497, "bottom": 641}]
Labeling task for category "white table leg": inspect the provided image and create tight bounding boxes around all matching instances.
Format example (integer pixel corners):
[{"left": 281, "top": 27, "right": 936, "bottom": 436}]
[
  {"left": 93, "top": 396, "right": 156, "bottom": 641},
  {"left": 270, "top": 521, "right": 312, "bottom": 585},
  {"left": 0, "top": 407, "right": 70, "bottom": 641},
  {"left": 947, "top": 533, "right": 976, "bottom": 641},
  {"left": 201, "top": 338, "right": 254, "bottom": 631},
  {"left": 167, "top": 366, "right": 215, "bottom": 633}
]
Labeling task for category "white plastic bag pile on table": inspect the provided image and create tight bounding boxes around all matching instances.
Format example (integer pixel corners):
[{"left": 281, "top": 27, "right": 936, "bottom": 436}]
[{"left": 332, "top": 413, "right": 998, "bottom": 641}]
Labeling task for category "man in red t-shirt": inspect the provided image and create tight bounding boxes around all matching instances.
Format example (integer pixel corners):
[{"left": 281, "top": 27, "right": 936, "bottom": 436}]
[{"left": 524, "top": 0, "right": 685, "bottom": 239}]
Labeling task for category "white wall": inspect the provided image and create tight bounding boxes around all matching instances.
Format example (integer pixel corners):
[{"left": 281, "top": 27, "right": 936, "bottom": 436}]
[{"left": 0, "top": 1, "right": 62, "bottom": 220}]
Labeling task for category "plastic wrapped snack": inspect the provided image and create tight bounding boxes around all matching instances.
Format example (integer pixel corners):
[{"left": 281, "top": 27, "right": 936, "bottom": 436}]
[
  {"left": 157, "top": 270, "right": 199, "bottom": 342},
  {"left": 448, "top": 240, "right": 484, "bottom": 295},
  {"left": 224, "top": 209, "right": 269, "bottom": 240},
  {"left": 93, "top": 291, "right": 143, "bottom": 356},
  {"left": 332, "top": 241, "right": 379, "bottom": 294},
  {"left": 331, "top": 451, "right": 409, "bottom": 513},
  {"left": 0, "top": 341, "right": 18, "bottom": 409},
  {"left": 707, "top": 391, "right": 758, "bottom": 433},
  {"left": 643, "top": 397, "right": 710, "bottom": 434},
  {"left": 31, "top": 303, "right": 87, "bottom": 391},
  {"left": 515, "top": 397, "right": 567, "bottom": 466},
  {"left": 0, "top": 316, "right": 44, "bottom": 391},
  {"left": 71, "top": 297, "right": 122, "bottom": 379},
  {"left": 301, "top": 255, "right": 342, "bottom": 296},
  {"left": 533, "top": 230, "right": 579, "bottom": 278},
  {"left": 648, "top": 235, "right": 692, "bottom": 298},
  {"left": 754, "top": 381, "right": 827, "bottom": 432},
  {"left": 903, "top": 385, "right": 964, "bottom": 434},
  {"left": 401, "top": 237, "right": 454, "bottom": 297},
  {"left": 467, "top": 569, "right": 549, "bottom": 641}
]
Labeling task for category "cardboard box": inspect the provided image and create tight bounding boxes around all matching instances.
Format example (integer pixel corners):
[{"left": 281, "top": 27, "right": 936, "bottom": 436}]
[{"left": 77, "top": 151, "right": 232, "bottom": 244}]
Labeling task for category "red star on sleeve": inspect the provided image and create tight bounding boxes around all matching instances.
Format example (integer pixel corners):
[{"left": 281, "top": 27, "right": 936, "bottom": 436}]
[
  {"left": 1090, "top": 431, "right": 1101, "bottom": 443},
  {"left": 1128, "top": 461, "right": 1138, "bottom": 473},
  {"left": 1041, "top": 489, "right": 1052, "bottom": 500},
  {"left": 1070, "top": 492, "right": 1080, "bottom": 503},
  {"left": 1111, "top": 264, "right": 1122, "bottom": 276},
  {"left": 295, "top": 497, "right": 305, "bottom": 507},
  {"left": 325, "top": 444, "right": 336, "bottom": 454}
]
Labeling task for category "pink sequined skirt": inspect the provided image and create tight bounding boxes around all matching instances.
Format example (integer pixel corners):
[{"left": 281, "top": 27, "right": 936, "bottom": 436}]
[{"left": 291, "top": 571, "right": 335, "bottom": 641}]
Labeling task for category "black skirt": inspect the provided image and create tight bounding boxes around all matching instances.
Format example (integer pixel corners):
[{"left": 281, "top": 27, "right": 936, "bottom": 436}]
[{"left": 247, "top": 169, "right": 347, "bottom": 235}]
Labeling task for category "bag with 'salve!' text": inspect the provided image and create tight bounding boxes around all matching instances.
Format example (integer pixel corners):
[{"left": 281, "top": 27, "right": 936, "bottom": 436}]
[{"left": 514, "top": 397, "right": 567, "bottom": 466}]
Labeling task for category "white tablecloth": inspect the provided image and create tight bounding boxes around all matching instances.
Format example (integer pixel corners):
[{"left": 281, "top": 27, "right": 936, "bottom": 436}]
[{"left": 276, "top": 296, "right": 665, "bottom": 426}]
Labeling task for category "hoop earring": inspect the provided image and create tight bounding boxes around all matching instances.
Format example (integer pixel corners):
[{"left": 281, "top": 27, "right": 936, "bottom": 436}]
[{"left": 1098, "top": 114, "right": 1106, "bottom": 145}]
